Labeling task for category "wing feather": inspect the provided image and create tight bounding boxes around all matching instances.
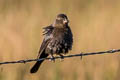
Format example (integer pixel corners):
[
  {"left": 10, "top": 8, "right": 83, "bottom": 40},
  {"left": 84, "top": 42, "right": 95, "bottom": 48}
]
[{"left": 37, "top": 26, "right": 54, "bottom": 58}]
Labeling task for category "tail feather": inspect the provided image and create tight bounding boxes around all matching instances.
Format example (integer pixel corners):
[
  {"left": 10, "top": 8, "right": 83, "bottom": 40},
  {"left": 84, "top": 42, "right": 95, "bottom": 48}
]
[{"left": 30, "top": 52, "right": 48, "bottom": 73}]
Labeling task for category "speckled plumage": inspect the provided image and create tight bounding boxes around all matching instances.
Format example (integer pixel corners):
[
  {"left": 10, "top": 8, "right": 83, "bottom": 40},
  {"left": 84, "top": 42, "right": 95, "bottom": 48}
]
[{"left": 30, "top": 14, "right": 73, "bottom": 73}]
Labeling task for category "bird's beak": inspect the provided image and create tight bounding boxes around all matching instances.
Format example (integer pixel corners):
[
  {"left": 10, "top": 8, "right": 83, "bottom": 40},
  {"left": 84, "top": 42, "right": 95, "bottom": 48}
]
[{"left": 63, "top": 19, "right": 69, "bottom": 24}]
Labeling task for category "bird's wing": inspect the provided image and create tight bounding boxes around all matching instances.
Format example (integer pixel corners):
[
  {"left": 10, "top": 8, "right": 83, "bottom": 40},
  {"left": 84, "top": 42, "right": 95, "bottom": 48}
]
[{"left": 37, "top": 25, "right": 54, "bottom": 58}]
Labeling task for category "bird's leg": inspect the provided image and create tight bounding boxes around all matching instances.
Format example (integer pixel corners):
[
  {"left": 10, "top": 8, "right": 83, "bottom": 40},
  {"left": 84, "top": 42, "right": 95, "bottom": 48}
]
[
  {"left": 49, "top": 54, "right": 55, "bottom": 62},
  {"left": 59, "top": 54, "right": 64, "bottom": 61}
]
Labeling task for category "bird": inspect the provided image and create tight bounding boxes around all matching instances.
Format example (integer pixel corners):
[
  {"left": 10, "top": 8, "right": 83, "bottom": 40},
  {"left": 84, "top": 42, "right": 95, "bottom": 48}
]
[{"left": 30, "top": 13, "right": 73, "bottom": 73}]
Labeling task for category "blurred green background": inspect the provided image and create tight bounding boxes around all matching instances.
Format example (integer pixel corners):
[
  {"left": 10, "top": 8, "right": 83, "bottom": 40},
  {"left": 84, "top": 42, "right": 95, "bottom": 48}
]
[{"left": 0, "top": 0, "right": 120, "bottom": 80}]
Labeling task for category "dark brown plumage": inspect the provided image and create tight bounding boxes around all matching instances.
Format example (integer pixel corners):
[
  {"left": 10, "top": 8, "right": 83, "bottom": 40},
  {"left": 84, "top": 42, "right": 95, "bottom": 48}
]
[{"left": 30, "top": 14, "right": 73, "bottom": 73}]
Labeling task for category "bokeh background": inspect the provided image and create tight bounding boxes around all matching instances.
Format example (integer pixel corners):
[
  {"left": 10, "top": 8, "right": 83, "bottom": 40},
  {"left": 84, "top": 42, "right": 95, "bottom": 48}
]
[{"left": 0, "top": 0, "right": 120, "bottom": 80}]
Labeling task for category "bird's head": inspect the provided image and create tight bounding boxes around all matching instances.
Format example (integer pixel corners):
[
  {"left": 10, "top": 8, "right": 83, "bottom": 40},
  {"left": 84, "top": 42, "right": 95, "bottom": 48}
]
[{"left": 53, "top": 14, "right": 69, "bottom": 27}]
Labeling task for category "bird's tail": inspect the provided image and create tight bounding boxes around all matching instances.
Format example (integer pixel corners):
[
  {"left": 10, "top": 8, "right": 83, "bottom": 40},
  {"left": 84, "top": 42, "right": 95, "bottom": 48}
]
[{"left": 30, "top": 52, "right": 48, "bottom": 73}]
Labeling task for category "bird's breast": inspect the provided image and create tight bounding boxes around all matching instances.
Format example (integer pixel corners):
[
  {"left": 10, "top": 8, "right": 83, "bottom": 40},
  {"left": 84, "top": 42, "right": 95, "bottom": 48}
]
[{"left": 45, "top": 27, "right": 72, "bottom": 54}]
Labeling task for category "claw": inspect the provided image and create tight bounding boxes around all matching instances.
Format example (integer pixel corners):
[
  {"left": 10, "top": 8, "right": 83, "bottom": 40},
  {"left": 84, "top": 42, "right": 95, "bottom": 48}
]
[
  {"left": 49, "top": 54, "right": 55, "bottom": 62},
  {"left": 59, "top": 54, "right": 64, "bottom": 62},
  {"left": 50, "top": 57, "right": 55, "bottom": 62}
]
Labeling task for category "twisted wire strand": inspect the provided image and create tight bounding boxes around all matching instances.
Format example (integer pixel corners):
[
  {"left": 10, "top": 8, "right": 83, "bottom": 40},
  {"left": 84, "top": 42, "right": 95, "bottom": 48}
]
[{"left": 0, "top": 49, "right": 120, "bottom": 65}]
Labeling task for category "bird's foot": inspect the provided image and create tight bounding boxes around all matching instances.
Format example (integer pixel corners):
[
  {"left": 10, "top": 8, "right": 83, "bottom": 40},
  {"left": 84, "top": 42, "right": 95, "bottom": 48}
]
[
  {"left": 59, "top": 54, "right": 64, "bottom": 62},
  {"left": 50, "top": 57, "right": 55, "bottom": 62},
  {"left": 49, "top": 54, "right": 55, "bottom": 62}
]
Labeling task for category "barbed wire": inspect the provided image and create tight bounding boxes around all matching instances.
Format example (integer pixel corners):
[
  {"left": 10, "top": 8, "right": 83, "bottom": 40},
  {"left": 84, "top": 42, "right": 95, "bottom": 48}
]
[{"left": 0, "top": 49, "right": 120, "bottom": 65}]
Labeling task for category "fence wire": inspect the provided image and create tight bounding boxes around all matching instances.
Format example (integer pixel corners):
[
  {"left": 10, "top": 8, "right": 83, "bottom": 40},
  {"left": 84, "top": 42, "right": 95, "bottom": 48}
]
[{"left": 0, "top": 49, "right": 120, "bottom": 65}]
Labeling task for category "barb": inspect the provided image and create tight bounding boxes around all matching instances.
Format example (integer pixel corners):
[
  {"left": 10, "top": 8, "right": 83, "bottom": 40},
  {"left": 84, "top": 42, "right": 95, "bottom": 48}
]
[{"left": 0, "top": 49, "right": 120, "bottom": 65}]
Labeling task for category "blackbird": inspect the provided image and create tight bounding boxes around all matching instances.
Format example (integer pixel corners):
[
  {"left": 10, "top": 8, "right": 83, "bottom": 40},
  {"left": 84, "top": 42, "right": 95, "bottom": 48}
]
[{"left": 30, "top": 14, "right": 73, "bottom": 73}]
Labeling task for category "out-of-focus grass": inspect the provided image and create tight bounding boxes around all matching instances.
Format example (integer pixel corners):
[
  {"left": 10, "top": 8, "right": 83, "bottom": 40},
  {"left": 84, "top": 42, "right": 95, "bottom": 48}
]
[{"left": 0, "top": 0, "right": 120, "bottom": 80}]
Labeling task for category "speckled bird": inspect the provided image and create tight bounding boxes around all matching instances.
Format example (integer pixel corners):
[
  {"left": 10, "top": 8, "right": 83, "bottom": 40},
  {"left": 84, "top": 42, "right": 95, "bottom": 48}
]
[{"left": 30, "top": 14, "right": 73, "bottom": 73}]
